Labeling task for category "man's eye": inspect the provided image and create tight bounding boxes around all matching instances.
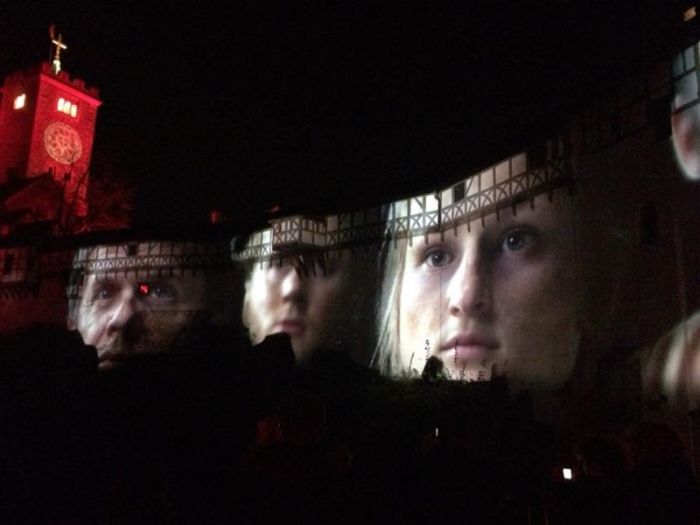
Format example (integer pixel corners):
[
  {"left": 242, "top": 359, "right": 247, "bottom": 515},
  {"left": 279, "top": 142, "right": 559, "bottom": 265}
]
[
  {"left": 93, "top": 286, "right": 114, "bottom": 302},
  {"left": 149, "top": 285, "right": 177, "bottom": 300},
  {"left": 500, "top": 228, "right": 537, "bottom": 252},
  {"left": 424, "top": 248, "right": 452, "bottom": 268}
]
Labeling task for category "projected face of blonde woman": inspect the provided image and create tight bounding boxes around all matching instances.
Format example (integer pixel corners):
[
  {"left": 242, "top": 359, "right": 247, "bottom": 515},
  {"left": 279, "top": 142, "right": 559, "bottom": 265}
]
[
  {"left": 398, "top": 193, "right": 581, "bottom": 389},
  {"left": 243, "top": 252, "right": 349, "bottom": 362}
]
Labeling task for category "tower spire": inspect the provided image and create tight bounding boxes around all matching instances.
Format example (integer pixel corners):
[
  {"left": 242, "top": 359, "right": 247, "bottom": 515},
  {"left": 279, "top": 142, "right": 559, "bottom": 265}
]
[{"left": 48, "top": 24, "right": 67, "bottom": 75}]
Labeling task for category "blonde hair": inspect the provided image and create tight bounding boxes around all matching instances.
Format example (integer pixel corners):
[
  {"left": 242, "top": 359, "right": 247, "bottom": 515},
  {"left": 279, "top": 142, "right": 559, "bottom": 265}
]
[{"left": 371, "top": 237, "right": 408, "bottom": 375}]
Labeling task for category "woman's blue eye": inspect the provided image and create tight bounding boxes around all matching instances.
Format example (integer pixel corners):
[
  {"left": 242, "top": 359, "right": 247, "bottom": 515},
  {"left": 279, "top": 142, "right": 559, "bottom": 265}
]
[
  {"left": 424, "top": 248, "right": 452, "bottom": 268},
  {"left": 500, "top": 229, "right": 536, "bottom": 252}
]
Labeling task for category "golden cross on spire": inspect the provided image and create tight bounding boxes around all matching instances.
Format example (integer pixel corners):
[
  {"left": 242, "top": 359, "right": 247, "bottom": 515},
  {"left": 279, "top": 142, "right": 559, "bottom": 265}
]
[{"left": 49, "top": 25, "right": 67, "bottom": 74}]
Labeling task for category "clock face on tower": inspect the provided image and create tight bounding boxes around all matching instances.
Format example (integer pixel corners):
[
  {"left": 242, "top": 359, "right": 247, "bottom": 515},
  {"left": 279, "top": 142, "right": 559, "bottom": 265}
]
[{"left": 43, "top": 121, "right": 82, "bottom": 164}]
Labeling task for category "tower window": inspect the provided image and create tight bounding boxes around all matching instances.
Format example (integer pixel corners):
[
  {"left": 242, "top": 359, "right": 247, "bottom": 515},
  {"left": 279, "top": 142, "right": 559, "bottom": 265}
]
[
  {"left": 57, "top": 97, "right": 78, "bottom": 117},
  {"left": 13, "top": 94, "right": 26, "bottom": 109}
]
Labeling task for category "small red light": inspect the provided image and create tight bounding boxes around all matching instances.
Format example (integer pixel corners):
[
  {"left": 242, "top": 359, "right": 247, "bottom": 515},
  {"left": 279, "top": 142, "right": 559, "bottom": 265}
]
[{"left": 138, "top": 283, "right": 149, "bottom": 296}]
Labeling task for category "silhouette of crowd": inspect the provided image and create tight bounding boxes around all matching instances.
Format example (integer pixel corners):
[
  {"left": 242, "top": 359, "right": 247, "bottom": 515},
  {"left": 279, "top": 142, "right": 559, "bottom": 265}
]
[{"left": 1, "top": 324, "right": 699, "bottom": 524}]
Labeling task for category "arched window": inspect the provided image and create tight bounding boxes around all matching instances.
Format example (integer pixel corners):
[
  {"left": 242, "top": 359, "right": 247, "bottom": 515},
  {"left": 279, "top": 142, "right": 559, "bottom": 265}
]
[
  {"left": 56, "top": 97, "right": 78, "bottom": 117},
  {"left": 13, "top": 94, "right": 26, "bottom": 109}
]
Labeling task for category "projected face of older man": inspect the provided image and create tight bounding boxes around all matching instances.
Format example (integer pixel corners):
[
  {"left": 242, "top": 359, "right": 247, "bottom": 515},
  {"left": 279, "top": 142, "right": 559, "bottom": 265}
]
[
  {"left": 243, "top": 251, "right": 350, "bottom": 363},
  {"left": 71, "top": 274, "right": 207, "bottom": 369},
  {"left": 68, "top": 243, "right": 219, "bottom": 370}
]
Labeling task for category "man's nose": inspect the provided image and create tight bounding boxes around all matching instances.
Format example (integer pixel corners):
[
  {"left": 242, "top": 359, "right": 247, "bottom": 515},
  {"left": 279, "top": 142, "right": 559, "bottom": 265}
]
[
  {"left": 105, "top": 289, "right": 138, "bottom": 336},
  {"left": 280, "top": 266, "right": 304, "bottom": 302},
  {"left": 446, "top": 251, "right": 491, "bottom": 318}
]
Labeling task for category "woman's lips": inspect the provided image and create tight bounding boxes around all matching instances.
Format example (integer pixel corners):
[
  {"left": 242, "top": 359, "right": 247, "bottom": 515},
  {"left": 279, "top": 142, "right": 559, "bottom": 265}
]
[
  {"left": 441, "top": 345, "right": 490, "bottom": 363},
  {"left": 440, "top": 334, "right": 498, "bottom": 363}
]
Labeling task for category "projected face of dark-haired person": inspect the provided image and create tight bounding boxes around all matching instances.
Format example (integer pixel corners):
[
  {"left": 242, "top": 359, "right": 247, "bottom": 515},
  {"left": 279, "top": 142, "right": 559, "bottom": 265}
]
[
  {"left": 671, "top": 104, "right": 700, "bottom": 181},
  {"left": 643, "top": 50, "right": 700, "bottom": 408},
  {"left": 68, "top": 242, "right": 229, "bottom": 370},
  {"left": 243, "top": 251, "right": 350, "bottom": 363},
  {"left": 376, "top": 192, "right": 582, "bottom": 390},
  {"left": 671, "top": 45, "right": 700, "bottom": 181},
  {"left": 644, "top": 310, "right": 700, "bottom": 411}
]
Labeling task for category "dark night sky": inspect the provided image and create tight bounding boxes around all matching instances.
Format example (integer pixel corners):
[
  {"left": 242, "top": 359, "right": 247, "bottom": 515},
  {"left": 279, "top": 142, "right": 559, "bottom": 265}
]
[{"left": 0, "top": 2, "right": 691, "bottom": 230}]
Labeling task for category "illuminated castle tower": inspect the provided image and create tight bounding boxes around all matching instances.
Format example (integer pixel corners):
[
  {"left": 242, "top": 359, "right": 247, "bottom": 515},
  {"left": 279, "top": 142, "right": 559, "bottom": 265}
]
[{"left": 0, "top": 30, "right": 101, "bottom": 224}]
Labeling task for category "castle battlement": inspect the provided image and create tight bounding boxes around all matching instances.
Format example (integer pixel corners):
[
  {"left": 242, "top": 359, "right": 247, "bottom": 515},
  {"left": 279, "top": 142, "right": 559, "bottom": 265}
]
[
  {"left": 1, "top": 63, "right": 100, "bottom": 99},
  {"left": 38, "top": 62, "right": 99, "bottom": 98}
]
